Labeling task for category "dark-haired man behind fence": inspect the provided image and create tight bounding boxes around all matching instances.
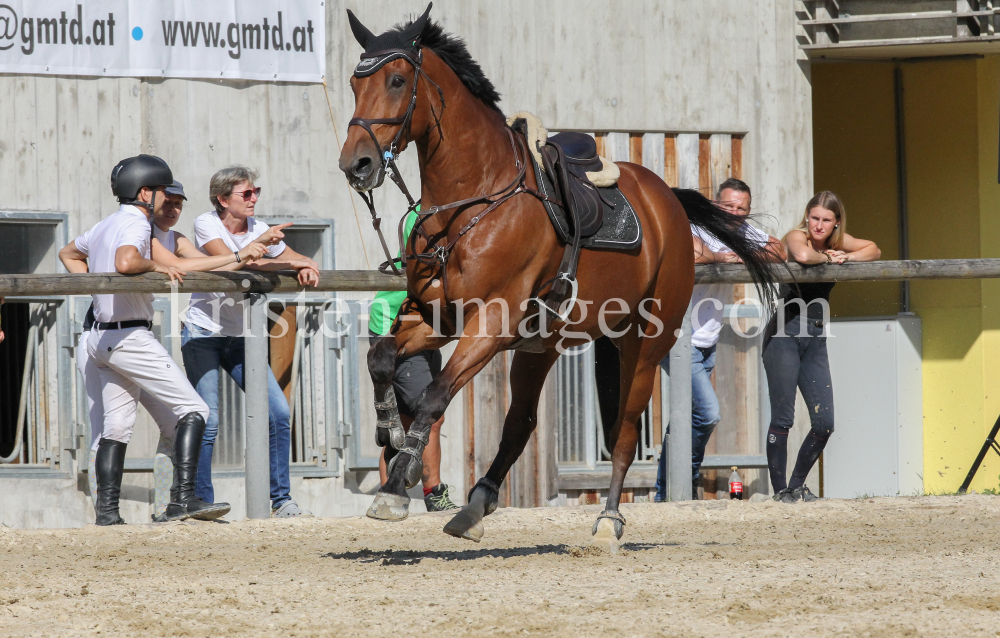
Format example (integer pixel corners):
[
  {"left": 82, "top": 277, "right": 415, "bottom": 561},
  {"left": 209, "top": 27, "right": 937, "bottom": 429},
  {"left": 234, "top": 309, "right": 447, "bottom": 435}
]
[{"left": 655, "top": 178, "right": 785, "bottom": 501}]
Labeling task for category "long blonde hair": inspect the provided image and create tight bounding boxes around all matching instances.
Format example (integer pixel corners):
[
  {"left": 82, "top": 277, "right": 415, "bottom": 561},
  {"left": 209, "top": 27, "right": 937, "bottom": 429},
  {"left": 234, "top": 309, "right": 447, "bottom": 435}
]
[{"left": 786, "top": 190, "right": 846, "bottom": 251}]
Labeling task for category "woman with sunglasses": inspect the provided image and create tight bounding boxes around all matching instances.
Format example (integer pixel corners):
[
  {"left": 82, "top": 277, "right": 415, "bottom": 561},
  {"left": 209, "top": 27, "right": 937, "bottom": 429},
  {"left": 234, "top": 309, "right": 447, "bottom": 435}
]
[{"left": 182, "top": 165, "right": 321, "bottom": 518}]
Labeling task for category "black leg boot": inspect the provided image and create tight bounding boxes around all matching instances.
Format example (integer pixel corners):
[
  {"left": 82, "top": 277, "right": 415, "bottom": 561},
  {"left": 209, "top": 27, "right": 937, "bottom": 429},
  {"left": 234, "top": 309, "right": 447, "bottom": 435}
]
[
  {"left": 95, "top": 438, "right": 127, "bottom": 526},
  {"left": 158, "top": 413, "right": 231, "bottom": 522}
]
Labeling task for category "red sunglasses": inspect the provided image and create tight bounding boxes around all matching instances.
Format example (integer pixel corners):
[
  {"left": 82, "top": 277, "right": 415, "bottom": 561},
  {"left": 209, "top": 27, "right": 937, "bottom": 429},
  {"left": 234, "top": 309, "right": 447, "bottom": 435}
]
[{"left": 232, "top": 187, "right": 262, "bottom": 200}]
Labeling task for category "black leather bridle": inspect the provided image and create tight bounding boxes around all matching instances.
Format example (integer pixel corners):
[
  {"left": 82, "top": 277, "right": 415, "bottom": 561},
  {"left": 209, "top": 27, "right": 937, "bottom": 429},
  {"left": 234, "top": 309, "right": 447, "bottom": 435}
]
[
  {"left": 347, "top": 44, "right": 558, "bottom": 310},
  {"left": 348, "top": 47, "right": 445, "bottom": 274}
]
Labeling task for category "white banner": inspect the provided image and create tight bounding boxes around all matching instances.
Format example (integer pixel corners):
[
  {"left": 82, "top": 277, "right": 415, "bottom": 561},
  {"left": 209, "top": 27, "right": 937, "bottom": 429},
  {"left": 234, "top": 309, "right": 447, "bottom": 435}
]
[{"left": 0, "top": 1, "right": 326, "bottom": 82}]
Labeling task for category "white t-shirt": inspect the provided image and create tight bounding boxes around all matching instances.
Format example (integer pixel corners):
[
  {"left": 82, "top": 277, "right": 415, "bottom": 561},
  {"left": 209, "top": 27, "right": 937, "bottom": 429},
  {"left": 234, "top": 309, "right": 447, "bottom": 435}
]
[
  {"left": 185, "top": 212, "right": 287, "bottom": 336},
  {"left": 74, "top": 205, "right": 155, "bottom": 323},
  {"left": 152, "top": 224, "right": 176, "bottom": 255},
  {"left": 690, "top": 223, "right": 769, "bottom": 349}
]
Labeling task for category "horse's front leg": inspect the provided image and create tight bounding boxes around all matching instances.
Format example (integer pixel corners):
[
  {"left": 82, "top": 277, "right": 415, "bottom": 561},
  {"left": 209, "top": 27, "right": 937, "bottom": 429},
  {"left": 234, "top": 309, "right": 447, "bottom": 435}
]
[
  {"left": 369, "top": 309, "right": 445, "bottom": 452},
  {"left": 368, "top": 335, "right": 405, "bottom": 451},
  {"left": 368, "top": 309, "right": 504, "bottom": 521},
  {"left": 366, "top": 314, "right": 454, "bottom": 521}
]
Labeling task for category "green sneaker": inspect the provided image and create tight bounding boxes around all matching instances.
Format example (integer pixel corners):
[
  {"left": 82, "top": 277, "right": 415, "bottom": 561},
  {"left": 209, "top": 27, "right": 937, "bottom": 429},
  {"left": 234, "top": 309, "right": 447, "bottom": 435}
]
[{"left": 424, "top": 484, "right": 460, "bottom": 512}]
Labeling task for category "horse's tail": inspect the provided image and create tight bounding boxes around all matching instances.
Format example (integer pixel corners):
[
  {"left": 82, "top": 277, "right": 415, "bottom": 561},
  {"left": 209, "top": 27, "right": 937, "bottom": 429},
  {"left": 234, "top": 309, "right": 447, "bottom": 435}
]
[{"left": 671, "top": 187, "right": 779, "bottom": 308}]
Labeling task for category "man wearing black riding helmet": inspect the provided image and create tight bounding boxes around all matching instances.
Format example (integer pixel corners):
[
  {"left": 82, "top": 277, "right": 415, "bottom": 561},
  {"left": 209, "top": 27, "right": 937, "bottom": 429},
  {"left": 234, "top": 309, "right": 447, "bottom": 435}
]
[{"left": 59, "top": 155, "right": 231, "bottom": 526}]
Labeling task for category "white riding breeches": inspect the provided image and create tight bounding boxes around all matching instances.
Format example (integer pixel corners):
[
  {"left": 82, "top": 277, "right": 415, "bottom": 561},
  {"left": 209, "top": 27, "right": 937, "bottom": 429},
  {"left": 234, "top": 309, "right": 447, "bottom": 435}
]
[
  {"left": 77, "top": 332, "right": 182, "bottom": 451},
  {"left": 82, "top": 326, "right": 208, "bottom": 446}
]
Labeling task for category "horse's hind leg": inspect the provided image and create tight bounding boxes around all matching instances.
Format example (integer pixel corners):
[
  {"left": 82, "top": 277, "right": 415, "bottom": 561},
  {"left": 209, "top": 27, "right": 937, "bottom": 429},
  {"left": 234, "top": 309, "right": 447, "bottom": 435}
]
[
  {"left": 592, "top": 333, "right": 664, "bottom": 553},
  {"left": 444, "top": 349, "right": 560, "bottom": 542}
]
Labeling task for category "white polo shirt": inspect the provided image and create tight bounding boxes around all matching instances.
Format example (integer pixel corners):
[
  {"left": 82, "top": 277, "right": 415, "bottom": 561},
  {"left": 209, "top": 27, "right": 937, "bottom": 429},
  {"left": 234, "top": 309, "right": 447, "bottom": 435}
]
[
  {"left": 185, "top": 212, "right": 287, "bottom": 336},
  {"left": 74, "top": 205, "right": 155, "bottom": 323},
  {"left": 690, "top": 223, "right": 769, "bottom": 349}
]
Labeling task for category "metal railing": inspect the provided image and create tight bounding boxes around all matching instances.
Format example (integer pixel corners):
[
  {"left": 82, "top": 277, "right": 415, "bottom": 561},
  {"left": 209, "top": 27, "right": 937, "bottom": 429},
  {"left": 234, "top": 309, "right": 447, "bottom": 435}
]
[
  {"left": 555, "top": 345, "right": 656, "bottom": 469},
  {"left": 798, "top": 0, "right": 1000, "bottom": 52},
  {"left": 214, "top": 299, "right": 346, "bottom": 476}
]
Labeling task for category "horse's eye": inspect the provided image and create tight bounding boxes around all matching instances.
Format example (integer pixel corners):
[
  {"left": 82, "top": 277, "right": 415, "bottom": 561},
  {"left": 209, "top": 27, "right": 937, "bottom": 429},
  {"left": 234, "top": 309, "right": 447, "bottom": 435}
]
[{"left": 391, "top": 76, "right": 405, "bottom": 88}]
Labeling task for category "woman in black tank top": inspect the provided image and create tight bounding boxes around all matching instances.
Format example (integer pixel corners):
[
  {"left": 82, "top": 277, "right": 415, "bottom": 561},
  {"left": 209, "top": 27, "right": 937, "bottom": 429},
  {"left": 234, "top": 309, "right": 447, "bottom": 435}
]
[{"left": 763, "top": 191, "right": 881, "bottom": 503}]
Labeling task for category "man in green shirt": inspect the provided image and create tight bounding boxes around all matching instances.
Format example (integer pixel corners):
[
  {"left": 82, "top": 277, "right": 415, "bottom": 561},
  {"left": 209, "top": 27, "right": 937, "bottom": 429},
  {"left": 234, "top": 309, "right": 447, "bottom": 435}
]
[{"left": 368, "top": 209, "right": 458, "bottom": 512}]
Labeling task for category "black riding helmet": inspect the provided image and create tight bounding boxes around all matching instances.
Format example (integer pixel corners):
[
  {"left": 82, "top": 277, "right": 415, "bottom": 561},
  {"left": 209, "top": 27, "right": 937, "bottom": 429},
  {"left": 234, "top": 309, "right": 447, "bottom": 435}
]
[{"left": 110, "top": 155, "right": 173, "bottom": 213}]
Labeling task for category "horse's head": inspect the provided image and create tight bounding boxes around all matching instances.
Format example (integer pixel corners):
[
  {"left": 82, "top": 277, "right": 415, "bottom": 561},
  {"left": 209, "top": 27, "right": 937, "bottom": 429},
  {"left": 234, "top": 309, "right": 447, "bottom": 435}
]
[{"left": 339, "top": 4, "right": 435, "bottom": 192}]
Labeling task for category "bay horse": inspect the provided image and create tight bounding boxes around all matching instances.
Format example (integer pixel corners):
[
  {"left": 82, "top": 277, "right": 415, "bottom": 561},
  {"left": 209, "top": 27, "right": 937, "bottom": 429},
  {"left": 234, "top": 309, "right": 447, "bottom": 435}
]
[{"left": 339, "top": 5, "right": 776, "bottom": 548}]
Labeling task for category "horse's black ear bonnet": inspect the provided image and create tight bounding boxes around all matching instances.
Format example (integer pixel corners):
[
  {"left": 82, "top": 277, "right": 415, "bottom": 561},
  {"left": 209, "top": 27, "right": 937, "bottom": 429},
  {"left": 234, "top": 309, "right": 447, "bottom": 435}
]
[{"left": 348, "top": 3, "right": 432, "bottom": 77}]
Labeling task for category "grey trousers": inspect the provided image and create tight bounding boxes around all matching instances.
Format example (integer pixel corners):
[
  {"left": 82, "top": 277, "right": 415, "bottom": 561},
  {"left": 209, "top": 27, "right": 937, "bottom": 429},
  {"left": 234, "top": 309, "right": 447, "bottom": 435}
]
[{"left": 762, "top": 317, "right": 834, "bottom": 437}]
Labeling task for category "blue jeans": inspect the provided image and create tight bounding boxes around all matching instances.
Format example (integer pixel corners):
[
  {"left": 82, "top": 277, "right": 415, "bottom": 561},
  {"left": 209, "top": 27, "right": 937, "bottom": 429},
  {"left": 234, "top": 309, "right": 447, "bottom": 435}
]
[
  {"left": 180, "top": 324, "right": 291, "bottom": 508},
  {"left": 654, "top": 344, "right": 722, "bottom": 501}
]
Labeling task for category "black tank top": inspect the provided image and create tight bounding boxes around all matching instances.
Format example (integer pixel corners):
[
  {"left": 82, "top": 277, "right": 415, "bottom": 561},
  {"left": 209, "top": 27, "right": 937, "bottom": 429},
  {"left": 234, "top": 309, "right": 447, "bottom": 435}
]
[{"left": 781, "top": 281, "right": 836, "bottom": 322}]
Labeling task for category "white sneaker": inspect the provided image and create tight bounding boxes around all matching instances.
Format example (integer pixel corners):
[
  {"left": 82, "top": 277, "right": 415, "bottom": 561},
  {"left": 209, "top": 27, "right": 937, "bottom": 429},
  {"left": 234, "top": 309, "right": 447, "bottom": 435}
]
[{"left": 272, "top": 499, "right": 313, "bottom": 518}]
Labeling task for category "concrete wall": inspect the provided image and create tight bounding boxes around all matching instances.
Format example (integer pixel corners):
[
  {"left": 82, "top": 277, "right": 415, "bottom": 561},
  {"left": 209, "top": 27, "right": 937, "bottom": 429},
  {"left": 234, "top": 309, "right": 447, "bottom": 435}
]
[
  {"left": 0, "top": 0, "right": 813, "bottom": 527},
  {"left": 813, "top": 56, "right": 1000, "bottom": 494},
  {"left": 0, "top": 0, "right": 812, "bottom": 264}
]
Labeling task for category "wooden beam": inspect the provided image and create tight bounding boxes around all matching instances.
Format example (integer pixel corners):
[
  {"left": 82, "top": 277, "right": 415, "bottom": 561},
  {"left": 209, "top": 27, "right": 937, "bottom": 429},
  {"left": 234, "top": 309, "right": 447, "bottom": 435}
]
[
  {"left": 559, "top": 468, "right": 657, "bottom": 490},
  {"left": 675, "top": 134, "right": 699, "bottom": 190},
  {"left": 7, "top": 259, "right": 1000, "bottom": 297},
  {"left": 731, "top": 136, "right": 743, "bottom": 181},
  {"left": 663, "top": 134, "right": 678, "bottom": 187},
  {"left": 694, "top": 259, "right": 1000, "bottom": 284},
  {"left": 629, "top": 133, "right": 643, "bottom": 164},
  {"left": 0, "top": 270, "right": 407, "bottom": 296},
  {"left": 709, "top": 133, "right": 733, "bottom": 196},
  {"left": 641, "top": 133, "right": 664, "bottom": 180},
  {"left": 698, "top": 135, "right": 712, "bottom": 196}
]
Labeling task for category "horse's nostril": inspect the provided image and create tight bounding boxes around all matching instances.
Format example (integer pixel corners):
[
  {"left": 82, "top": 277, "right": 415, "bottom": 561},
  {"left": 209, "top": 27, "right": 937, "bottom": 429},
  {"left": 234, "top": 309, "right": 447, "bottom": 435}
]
[{"left": 352, "top": 156, "right": 374, "bottom": 177}]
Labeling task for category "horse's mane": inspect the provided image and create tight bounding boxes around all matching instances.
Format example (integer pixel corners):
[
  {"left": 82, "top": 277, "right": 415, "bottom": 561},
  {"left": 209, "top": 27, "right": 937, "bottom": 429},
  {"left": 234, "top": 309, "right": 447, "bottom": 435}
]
[{"left": 390, "top": 19, "right": 503, "bottom": 115}]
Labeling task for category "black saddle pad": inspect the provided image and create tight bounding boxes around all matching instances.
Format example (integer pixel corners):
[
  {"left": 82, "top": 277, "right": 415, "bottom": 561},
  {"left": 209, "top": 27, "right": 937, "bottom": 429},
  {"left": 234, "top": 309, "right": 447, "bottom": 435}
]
[{"left": 530, "top": 143, "right": 642, "bottom": 251}]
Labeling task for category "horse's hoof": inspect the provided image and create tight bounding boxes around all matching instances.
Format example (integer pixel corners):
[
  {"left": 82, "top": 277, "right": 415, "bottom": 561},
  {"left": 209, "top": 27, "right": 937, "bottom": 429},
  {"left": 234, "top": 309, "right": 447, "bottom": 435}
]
[
  {"left": 442, "top": 508, "right": 485, "bottom": 542},
  {"left": 591, "top": 518, "right": 621, "bottom": 554},
  {"left": 366, "top": 492, "right": 410, "bottom": 521}
]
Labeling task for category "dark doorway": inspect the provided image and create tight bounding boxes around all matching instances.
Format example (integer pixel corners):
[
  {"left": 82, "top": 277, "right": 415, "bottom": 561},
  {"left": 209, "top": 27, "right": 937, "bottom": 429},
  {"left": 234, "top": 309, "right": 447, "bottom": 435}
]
[{"left": 0, "top": 302, "right": 30, "bottom": 460}]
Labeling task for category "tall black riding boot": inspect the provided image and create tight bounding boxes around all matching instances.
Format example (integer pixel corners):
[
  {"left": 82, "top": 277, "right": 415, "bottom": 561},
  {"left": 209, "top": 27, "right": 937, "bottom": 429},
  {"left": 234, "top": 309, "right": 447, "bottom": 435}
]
[
  {"left": 158, "top": 413, "right": 231, "bottom": 522},
  {"left": 95, "top": 438, "right": 128, "bottom": 526}
]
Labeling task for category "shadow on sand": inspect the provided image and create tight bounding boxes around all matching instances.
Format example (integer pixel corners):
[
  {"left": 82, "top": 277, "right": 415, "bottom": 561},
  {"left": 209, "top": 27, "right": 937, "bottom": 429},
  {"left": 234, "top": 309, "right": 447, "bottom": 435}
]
[{"left": 321, "top": 542, "right": 679, "bottom": 565}]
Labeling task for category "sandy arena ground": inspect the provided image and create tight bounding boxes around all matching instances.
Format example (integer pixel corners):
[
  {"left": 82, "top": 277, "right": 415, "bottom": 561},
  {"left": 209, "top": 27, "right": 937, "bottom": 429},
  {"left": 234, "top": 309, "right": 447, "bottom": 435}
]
[{"left": 2, "top": 495, "right": 1000, "bottom": 637}]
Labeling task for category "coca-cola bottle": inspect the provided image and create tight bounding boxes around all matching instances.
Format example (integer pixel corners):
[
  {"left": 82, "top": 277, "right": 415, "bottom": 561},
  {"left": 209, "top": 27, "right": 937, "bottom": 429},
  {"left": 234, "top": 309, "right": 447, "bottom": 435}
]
[{"left": 728, "top": 466, "right": 743, "bottom": 500}]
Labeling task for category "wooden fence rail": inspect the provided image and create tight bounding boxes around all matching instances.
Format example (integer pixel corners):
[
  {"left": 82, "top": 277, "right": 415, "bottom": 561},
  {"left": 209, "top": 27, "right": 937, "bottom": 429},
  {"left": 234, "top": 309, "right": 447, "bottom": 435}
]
[
  {"left": 5, "top": 258, "right": 997, "bottom": 511},
  {"left": 4, "top": 258, "right": 1000, "bottom": 296}
]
